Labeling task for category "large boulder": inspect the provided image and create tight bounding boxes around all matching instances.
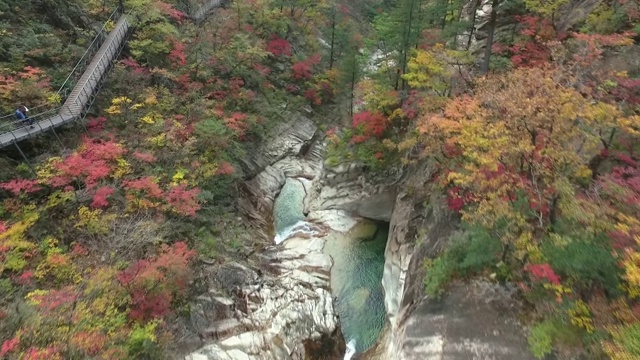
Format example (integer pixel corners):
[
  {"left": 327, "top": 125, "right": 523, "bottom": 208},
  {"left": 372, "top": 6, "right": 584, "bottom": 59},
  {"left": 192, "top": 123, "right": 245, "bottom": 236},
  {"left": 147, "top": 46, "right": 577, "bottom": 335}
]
[{"left": 237, "top": 114, "right": 324, "bottom": 241}]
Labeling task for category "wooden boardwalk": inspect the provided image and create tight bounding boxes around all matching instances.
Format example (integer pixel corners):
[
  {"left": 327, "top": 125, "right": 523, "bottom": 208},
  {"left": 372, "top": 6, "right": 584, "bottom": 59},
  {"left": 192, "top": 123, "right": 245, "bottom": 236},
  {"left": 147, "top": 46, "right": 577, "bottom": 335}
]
[{"left": 0, "top": 13, "right": 130, "bottom": 149}]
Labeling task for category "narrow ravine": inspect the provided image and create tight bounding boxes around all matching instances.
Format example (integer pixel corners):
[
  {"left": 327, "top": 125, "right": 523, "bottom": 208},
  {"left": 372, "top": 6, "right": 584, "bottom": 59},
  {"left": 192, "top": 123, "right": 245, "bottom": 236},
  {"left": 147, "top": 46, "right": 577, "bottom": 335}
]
[
  {"left": 272, "top": 176, "right": 387, "bottom": 358},
  {"left": 323, "top": 221, "right": 387, "bottom": 357}
]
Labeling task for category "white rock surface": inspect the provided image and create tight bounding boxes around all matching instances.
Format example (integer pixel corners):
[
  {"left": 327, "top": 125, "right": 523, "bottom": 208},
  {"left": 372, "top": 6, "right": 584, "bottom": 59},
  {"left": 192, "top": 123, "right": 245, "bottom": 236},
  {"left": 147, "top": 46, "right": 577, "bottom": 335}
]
[{"left": 186, "top": 237, "right": 337, "bottom": 360}]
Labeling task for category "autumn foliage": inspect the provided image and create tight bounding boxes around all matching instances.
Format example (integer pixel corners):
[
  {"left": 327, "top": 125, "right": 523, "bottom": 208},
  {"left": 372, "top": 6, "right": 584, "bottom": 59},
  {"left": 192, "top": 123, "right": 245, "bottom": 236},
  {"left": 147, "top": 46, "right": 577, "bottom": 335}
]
[
  {"left": 0, "top": 0, "right": 338, "bottom": 357},
  {"left": 118, "top": 242, "right": 196, "bottom": 321}
]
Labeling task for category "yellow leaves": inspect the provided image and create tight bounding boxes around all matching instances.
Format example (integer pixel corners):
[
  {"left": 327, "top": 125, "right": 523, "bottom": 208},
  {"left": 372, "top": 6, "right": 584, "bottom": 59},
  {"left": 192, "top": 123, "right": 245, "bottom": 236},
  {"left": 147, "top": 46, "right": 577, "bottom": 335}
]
[
  {"left": 543, "top": 283, "right": 573, "bottom": 299},
  {"left": 0, "top": 210, "right": 39, "bottom": 271},
  {"left": 618, "top": 116, "right": 640, "bottom": 137},
  {"left": 105, "top": 96, "right": 132, "bottom": 115},
  {"left": 622, "top": 251, "right": 640, "bottom": 299},
  {"left": 0, "top": 211, "right": 39, "bottom": 244},
  {"left": 356, "top": 78, "right": 398, "bottom": 113},
  {"left": 73, "top": 206, "right": 115, "bottom": 236},
  {"left": 25, "top": 289, "right": 48, "bottom": 306},
  {"left": 45, "top": 191, "right": 74, "bottom": 210},
  {"left": 574, "top": 165, "right": 592, "bottom": 179},
  {"left": 567, "top": 300, "right": 595, "bottom": 333},
  {"left": 36, "top": 157, "right": 62, "bottom": 184},
  {"left": 402, "top": 46, "right": 451, "bottom": 95},
  {"left": 113, "top": 158, "right": 131, "bottom": 179},
  {"left": 144, "top": 93, "right": 158, "bottom": 106},
  {"left": 35, "top": 240, "right": 81, "bottom": 284},
  {"left": 147, "top": 133, "right": 166, "bottom": 147},
  {"left": 139, "top": 111, "right": 163, "bottom": 125},
  {"left": 47, "top": 92, "right": 62, "bottom": 105},
  {"left": 104, "top": 19, "right": 115, "bottom": 32},
  {"left": 171, "top": 168, "right": 189, "bottom": 186}
]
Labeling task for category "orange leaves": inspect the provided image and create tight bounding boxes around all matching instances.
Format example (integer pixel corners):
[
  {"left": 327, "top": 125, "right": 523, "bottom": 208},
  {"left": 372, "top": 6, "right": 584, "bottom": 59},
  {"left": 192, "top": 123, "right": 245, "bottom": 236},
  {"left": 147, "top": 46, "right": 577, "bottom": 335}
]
[
  {"left": 224, "top": 112, "right": 250, "bottom": 137},
  {"left": 17, "top": 66, "right": 46, "bottom": 80},
  {"left": 414, "top": 66, "right": 625, "bottom": 242},
  {"left": 215, "top": 161, "right": 235, "bottom": 175},
  {"left": 70, "top": 331, "right": 107, "bottom": 356}
]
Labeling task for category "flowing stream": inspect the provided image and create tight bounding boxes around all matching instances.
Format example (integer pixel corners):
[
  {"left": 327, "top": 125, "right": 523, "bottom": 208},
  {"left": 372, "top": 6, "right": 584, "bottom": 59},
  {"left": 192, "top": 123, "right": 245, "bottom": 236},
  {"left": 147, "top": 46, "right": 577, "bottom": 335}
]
[{"left": 273, "top": 178, "right": 387, "bottom": 358}]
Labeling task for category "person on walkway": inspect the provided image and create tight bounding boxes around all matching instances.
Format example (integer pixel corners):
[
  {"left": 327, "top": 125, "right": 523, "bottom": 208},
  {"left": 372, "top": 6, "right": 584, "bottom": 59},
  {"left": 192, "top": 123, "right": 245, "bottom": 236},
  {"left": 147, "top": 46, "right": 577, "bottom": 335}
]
[{"left": 15, "top": 105, "right": 33, "bottom": 128}]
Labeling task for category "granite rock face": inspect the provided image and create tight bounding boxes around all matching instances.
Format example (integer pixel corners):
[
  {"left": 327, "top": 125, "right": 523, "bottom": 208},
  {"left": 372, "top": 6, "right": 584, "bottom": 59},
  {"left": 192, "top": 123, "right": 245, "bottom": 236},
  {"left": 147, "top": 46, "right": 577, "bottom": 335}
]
[
  {"left": 237, "top": 114, "right": 324, "bottom": 241},
  {"left": 367, "top": 163, "right": 534, "bottom": 360},
  {"left": 238, "top": 113, "right": 318, "bottom": 178},
  {"left": 308, "top": 160, "right": 403, "bottom": 222},
  {"left": 188, "top": 114, "right": 343, "bottom": 360},
  {"left": 186, "top": 237, "right": 341, "bottom": 360}
]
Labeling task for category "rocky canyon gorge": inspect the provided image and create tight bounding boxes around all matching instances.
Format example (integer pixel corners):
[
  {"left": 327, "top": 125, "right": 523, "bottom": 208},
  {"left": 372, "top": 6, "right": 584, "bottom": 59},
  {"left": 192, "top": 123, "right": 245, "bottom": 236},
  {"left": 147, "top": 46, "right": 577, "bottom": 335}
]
[{"left": 184, "top": 113, "right": 536, "bottom": 360}]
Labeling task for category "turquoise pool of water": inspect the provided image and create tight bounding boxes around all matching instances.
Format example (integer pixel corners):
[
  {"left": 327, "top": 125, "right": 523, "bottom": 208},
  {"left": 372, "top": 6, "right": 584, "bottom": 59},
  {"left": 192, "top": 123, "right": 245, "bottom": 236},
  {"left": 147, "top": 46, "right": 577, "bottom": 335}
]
[{"left": 324, "top": 222, "right": 388, "bottom": 354}]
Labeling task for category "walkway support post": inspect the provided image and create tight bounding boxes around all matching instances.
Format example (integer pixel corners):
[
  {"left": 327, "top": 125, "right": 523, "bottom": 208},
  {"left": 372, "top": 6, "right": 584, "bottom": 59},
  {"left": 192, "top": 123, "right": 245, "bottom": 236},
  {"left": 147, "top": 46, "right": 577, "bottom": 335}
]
[{"left": 13, "top": 142, "right": 36, "bottom": 177}]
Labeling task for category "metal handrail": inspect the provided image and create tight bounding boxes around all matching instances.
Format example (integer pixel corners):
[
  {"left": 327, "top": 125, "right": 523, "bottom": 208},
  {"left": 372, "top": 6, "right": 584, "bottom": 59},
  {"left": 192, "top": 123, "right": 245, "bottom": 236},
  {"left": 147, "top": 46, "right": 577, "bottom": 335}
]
[
  {"left": 0, "top": 104, "right": 54, "bottom": 122},
  {"left": 0, "top": 107, "right": 61, "bottom": 133},
  {"left": 0, "top": 7, "right": 129, "bottom": 143},
  {"left": 0, "top": 0, "right": 220, "bottom": 147},
  {"left": 65, "top": 14, "right": 129, "bottom": 111},
  {"left": 56, "top": 7, "right": 123, "bottom": 96}
]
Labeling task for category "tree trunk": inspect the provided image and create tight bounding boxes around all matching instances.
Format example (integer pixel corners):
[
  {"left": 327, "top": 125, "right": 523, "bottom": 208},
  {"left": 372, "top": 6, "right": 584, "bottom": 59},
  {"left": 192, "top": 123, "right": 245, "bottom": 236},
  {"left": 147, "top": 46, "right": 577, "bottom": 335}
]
[
  {"left": 350, "top": 56, "right": 356, "bottom": 117},
  {"left": 329, "top": 7, "right": 336, "bottom": 70},
  {"left": 466, "top": 0, "right": 482, "bottom": 50},
  {"left": 400, "top": 0, "right": 416, "bottom": 90},
  {"left": 480, "top": 0, "right": 499, "bottom": 74}
]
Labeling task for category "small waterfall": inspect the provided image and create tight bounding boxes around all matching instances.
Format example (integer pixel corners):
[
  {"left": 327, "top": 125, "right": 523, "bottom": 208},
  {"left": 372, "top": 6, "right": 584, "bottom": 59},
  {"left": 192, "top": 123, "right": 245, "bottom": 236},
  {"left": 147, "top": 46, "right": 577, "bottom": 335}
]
[
  {"left": 274, "top": 220, "right": 316, "bottom": 244},
  {"left": 344, "top": 339, "right": 357, "bottom": 360}
]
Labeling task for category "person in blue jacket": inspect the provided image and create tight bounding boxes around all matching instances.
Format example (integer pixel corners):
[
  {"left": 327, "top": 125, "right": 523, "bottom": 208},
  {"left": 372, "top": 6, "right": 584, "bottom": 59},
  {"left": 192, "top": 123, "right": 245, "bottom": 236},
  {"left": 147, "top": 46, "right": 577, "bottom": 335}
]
[{"left": 15, "top": 105, "right": 33, "bottom": 128}]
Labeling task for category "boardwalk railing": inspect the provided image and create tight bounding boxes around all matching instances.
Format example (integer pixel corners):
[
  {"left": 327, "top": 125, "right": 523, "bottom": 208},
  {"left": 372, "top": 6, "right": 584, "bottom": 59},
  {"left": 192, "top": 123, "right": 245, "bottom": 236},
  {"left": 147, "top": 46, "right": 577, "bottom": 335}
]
[
  {"left": 57, "top": 7, "right": 125, "bottom": 102},
  {"left": 0, "top": 7, "right": 131, "bottom": 148},
  {"left": 0, "top": 0, "right": 225, "bottom": 150},
  {"left": 0, "top": 7, "right": 124, "bottom": 131}
]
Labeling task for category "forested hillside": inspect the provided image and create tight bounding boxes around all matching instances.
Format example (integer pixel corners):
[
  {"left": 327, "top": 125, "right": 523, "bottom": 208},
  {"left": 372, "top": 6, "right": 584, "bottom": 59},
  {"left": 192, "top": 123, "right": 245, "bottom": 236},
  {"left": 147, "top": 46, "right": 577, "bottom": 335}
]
[
  {"left": 329, "top": 0, "right": 640, "bottom": 359},
  {"left": 0, "top": 0, "right": 639, "bottom": 358},
  {"left": 0, "top": 0, "right": 357, "bottom": 358}
]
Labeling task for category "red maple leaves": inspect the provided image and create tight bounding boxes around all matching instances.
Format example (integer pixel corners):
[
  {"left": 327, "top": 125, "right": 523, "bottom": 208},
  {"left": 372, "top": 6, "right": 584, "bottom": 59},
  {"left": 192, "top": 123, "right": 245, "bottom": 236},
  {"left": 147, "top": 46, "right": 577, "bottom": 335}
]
[
  {"left": 118, "top": 242, "right": 196, "bottom": 321},
  {"left": 350, "top": 111, "right": 388, "bottom": 143},
  {"left": 91, "top": 186, "right": 115, "bottom": 209},
  {"left": 166, "top": 185, "right": 201, "bottom": 217},
  {"left": 0, "top": 179, "right": 41, "bottom": 195},
  {"left": 224, "top": 112, "right": 250, "bottom": 137},
  {"left": 526, "top": 263, "right": 561, "bottom": 285},
  {"left": 266, "top": 36, "right": 292, "bottom": 57},
  {"left": 291, "top": 54, "right": 320, "bottom": 79},
  {"left": 123, "top": 176, "right": 164, "bottom": 199},
  {"left": 155, "top": 1, "right": 186, "bottom": 23},
  {"left": 168, "top": 38, "right": 187, "bottom": 66}
]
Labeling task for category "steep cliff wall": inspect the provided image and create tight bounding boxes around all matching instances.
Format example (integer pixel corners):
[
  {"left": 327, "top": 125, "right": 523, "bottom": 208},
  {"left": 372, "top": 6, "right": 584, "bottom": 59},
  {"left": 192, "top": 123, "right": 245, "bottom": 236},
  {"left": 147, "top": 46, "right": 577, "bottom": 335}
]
[{"left": 369, "top": 163, "right": 535, "bottom": 359}]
